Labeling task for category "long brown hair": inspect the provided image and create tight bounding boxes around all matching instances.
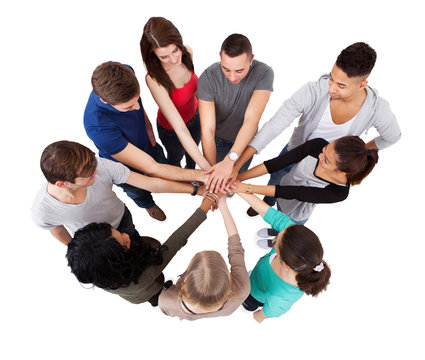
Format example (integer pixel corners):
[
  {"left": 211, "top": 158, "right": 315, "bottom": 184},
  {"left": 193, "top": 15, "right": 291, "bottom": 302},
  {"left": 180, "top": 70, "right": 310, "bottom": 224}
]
[
  {"left": 278, "top": 225, "right": 331, "bottom": 297},
  {"left": 176, "top": 250, "right": 232, "bottom": 311},
  {"left": 140, "top": 17, "right": 194, "bottom": 95},
  {"left": 334, "top": 136, "right": 379, "bottom": 185}
]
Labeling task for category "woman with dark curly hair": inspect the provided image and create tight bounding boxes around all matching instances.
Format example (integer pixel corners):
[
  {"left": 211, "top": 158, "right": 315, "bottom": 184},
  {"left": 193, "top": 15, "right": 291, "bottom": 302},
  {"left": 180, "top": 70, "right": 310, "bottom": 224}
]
[{"left": 66, "top": 195, "right": 218, "bottom": 306}]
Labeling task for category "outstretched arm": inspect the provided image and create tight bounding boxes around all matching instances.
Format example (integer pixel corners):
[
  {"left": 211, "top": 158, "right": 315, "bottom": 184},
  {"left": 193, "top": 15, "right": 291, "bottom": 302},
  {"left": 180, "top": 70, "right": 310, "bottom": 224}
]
[
  {"left": 237, "top": 163, "right": 268, "bottom": 181},
  {"left": 112, "top": 142, "right": 206, "bottom": 183},
  {"left": 126, "top": 171, "right": 206, "bottom": 196},
  {"left": 199, "top": 99, "right": 217, "bottom": 167},
  {"left": 146, "top": 75, "right": 211, "bottom": 171},
  {"left": 237, "top": 192, "right": 270, "bottom": 218},
  {"left": 206, "top": 90, "right": 271, "bottom": 193},
  {"left": 233, "top": 181, "right": 276, "bottom": 198},
  {"left": 217, "top": 196, "right": 238, "bottom": 238}
]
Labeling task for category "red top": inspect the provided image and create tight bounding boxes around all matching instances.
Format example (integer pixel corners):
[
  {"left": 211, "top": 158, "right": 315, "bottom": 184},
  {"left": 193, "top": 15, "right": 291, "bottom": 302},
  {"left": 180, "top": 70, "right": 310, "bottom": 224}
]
[{"left": 156, "top": 72, "right": 198, "bottom": 130}]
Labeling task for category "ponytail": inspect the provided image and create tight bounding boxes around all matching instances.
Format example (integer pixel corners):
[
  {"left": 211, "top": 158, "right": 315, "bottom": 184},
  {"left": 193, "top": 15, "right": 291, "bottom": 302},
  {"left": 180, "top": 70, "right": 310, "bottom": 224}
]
[
  {"left": 296, "top": 260, "right": 331, "bottom": 297},
  {"left": 334, "top": 136, "right": 379, "bottom": 185},
  {"left": 278, "top": 225, "right": 331, "bottom": 297}
]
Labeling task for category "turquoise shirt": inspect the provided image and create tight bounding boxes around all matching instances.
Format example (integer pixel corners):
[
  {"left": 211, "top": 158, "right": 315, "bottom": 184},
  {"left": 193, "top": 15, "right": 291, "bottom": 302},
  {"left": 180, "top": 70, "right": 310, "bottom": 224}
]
[{"left": 250, "top": 208, "right": 304, "bottom": 318}]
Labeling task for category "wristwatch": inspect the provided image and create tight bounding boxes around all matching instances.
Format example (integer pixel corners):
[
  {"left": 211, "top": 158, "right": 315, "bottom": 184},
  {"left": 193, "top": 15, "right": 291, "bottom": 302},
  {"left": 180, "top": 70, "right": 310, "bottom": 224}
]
[
  {"left": 245, "top": 184, "right": 253, "bottom": 194},
  {"left": 228, "top": 151, "right": 239, "bottom": 161},
  {"left": 191, "top": 182, "right": 199, "bottom": 196}
]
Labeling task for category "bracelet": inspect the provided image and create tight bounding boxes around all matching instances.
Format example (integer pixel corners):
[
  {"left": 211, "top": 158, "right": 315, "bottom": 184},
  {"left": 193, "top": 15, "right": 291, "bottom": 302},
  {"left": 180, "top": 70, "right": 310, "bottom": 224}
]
[
  {"left": 204, "top": 192, "right": 219, "bottom": 206},
  {"left": 245, "top": 184, "right": 253, "bottom": 194},
  {"left": 191, "top": 182, "right": 199, "bottom": 196}
]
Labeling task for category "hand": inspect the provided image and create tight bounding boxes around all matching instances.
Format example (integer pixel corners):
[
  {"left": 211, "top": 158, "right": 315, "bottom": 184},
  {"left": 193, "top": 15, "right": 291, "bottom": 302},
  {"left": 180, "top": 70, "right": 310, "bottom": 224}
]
[
  {"left": 205, "top": 158, "right": 234, "bottom": 193},
  {"left": 197, "top": 185, "right": 207, "bottom": 197},
  {"left": 253, "top": 309, "right": 266, "bottom": 323},
  {"left": 200, "top": 193, "right": 218, "bottom": 213},
  {"left": 227, "top": 168, "right": 239, "bottom": 187},
  {"left": 234, "top": 180, "right": 246, "bottom": 193}
]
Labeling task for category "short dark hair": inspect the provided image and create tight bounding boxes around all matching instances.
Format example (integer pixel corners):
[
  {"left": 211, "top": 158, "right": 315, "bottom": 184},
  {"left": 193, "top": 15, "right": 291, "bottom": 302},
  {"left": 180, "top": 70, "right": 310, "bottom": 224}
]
[
  {"left": 334, "top": 136, "right": 379, "bottom": 185},
  {"left": 91, "top": 61, "right": 140, "bottom": 105},
  {"left": 278, "top": 225, "right": 331, "bottom": 297},
  {"left": 220, "top": 33, "right": 252, "bottom": 58},
  {"left": 40, "top": 140, "right": 97, "bottom": 184},
  {"left": 336, "top": 42, "right": 376, "bottom": 78},
  {"left": 66, "top": 222, "right": 163, "bottom": 290}
]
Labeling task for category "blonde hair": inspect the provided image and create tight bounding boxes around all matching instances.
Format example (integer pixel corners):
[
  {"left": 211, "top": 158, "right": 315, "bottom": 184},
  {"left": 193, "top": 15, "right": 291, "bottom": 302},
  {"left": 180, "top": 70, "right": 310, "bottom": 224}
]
[{"left": 176, "top": 251, "right": 232, "bottom": 311}]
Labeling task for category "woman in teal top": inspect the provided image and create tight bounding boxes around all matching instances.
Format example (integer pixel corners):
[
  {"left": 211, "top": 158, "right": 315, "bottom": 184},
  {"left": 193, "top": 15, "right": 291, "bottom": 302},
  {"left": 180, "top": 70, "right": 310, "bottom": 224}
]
[{"left": 237, "top": 192, "right": 331, "bottom": 323}]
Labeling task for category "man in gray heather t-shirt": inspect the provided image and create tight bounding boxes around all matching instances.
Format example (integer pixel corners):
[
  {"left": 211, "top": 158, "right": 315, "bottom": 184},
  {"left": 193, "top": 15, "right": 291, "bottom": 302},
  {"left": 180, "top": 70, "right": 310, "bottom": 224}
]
[
  {"left": 31, "top": 141, "right": 200, "bottom": 245},
  {"left": 198, "top": 33, "right": 273, "bottom": 193}
]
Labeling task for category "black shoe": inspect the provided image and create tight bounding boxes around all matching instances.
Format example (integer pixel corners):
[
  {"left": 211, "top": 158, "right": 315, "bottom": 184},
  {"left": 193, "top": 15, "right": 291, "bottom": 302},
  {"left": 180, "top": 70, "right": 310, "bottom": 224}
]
[
  {"left": 246, "top": 197, "right": 275, "bottom": 217},
  {"left": 163, "top": 280, "right": 173, "bottom": 290}
]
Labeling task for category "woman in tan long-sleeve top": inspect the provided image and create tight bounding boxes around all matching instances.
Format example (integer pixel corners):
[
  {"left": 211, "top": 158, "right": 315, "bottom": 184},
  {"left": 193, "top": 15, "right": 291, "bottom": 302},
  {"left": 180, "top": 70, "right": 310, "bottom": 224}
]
[{"left": 158, "top": 196, "right": 250, "bottom": 320}]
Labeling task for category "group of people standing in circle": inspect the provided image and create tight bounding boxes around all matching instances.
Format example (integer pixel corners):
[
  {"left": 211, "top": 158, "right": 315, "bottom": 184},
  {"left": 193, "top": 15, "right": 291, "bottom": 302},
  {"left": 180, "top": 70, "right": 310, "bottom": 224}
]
[{"left": 31, "top": 16, "right": 401, "bottom": 322}]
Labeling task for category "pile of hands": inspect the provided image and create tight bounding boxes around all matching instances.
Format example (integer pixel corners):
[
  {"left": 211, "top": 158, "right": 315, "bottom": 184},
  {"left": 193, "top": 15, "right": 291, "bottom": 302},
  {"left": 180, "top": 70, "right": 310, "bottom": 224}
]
[{"left": 197, "top": 164, "right": 248, "bottom": 211}]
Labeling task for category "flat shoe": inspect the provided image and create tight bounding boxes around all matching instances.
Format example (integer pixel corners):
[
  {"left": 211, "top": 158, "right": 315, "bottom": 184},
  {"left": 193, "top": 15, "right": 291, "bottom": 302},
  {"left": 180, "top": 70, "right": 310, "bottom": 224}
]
[{"left": 257, "top": 228, "right": 278, "bottom": 238}]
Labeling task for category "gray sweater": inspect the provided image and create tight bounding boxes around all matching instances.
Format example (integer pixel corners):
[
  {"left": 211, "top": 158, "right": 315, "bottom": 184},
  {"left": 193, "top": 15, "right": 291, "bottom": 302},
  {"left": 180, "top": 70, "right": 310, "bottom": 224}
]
[{"left": 249, "top": 74, "right": 401, "bottom": 153}]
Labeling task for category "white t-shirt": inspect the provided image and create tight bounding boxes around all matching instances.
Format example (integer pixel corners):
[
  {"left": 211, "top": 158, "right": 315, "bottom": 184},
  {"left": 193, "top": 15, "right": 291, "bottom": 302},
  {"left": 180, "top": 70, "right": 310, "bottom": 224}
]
[
  {"left": 31, "top": 157, "right": 130, "bottom": 235},
  {"left": 307, "top": 102, "right": 355, "bottom": 142}
]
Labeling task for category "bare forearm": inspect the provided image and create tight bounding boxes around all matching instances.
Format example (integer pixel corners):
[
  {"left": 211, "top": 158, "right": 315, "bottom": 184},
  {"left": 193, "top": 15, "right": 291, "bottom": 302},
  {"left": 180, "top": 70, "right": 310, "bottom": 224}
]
[
  {"left": 238, "top": 163, "right": 268, "bottom": 181},
  {"left": 150, "top": 163, "right": 206, "bottom": 183},
  {"left": 50, "top": 226, "right": 72, "bottom": 246},
  {"left": 230, "top": 122, "right": 258, "bottom": 157},
  {"left": 174, "top": 128, "right": 211, "bottom": 171},
  {"left": 237, "top": 192, "right": 269, "bottom": 217},
  {"left": 127, "top": 172, "right": 197, "bottom": 193},
  {"left": 201, "top": 134, "right": 217, "bottom": 166},
  {"left": 238, "top": 183, "right": 276, "bottom": 197},
  {"left": 218, "top": 200, "right": 238, "bottom": 237},
  {"left": 234, "top": 146, "right": 257, "bottom": 175}
]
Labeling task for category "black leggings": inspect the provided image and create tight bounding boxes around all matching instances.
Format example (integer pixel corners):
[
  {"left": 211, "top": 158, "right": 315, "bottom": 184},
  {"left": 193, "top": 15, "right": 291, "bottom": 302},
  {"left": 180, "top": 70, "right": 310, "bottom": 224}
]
[{"left": 242, "top": 294, "right": 264, "bottom": 311}]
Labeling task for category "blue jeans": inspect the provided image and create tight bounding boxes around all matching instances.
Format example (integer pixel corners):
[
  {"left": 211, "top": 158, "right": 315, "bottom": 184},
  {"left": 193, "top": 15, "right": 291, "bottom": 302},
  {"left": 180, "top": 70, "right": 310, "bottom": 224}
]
[
  {"left": 264, "top": 144, "right": 296, "bottom": 205},
  {"left": 116, "top": 143, "right": 167, "bottom": 209},
  {"left": 215, "top": 136, "right": 253, "bottom": 173},
  {"left": 157, "top": 112, "right": 201, "bottom": 169}
]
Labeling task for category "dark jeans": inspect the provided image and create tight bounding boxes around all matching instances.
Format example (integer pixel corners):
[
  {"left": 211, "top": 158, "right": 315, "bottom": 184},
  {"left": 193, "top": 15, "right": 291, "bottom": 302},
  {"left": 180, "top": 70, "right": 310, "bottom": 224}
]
[
  {"left": 264, "top": 144, "right": 296, "bottom": 205},
  {"left": 117, "top": 206, "right": 141, "bottom": 243},
  {"left": 157, "top": 112, "right": 201, "bottom": 169},
  {"left": 242, "top": 294, "right": 264, "bottom": 312},
  {"left": 116, "top": 143, "right": 167, "bottom": 209},
  {"left": 215, "top": 136, "right": 253, "bottom": 173}
]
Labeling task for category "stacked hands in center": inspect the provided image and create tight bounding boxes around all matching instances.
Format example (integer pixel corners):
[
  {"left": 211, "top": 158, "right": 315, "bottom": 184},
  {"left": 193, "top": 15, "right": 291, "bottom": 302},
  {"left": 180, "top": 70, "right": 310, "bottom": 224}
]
[{"left": 31, "top": 15, "right": 400, "bottom": 322}]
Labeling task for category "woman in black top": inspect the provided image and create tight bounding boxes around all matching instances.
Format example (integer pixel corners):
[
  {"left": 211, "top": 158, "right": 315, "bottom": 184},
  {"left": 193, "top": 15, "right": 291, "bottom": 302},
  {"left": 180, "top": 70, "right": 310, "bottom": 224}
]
[{"left": 234, "top": 136, "right": 378, "bottom": 223}]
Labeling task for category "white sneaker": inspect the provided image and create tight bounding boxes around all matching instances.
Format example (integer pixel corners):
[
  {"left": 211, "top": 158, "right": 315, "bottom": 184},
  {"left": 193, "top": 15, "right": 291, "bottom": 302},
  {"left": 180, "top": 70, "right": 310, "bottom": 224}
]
[
  {"left": 257, "top": 228, "right": 278, "bottom": 238},
  {"left": 257, "top": 238, "right": 276, "bottom": 249}
]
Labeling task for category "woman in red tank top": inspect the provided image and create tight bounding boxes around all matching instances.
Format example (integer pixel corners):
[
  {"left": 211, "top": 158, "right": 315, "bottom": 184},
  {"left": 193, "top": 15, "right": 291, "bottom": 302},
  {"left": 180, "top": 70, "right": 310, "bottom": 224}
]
[{"left": 141, "top": 17, "right": 210, "bottom": 171}]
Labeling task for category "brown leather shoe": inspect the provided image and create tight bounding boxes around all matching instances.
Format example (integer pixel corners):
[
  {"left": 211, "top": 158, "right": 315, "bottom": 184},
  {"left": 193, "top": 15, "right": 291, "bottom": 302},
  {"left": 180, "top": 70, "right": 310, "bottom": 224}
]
[{"left": 146, "top": 204, "right": 166, "bottom": 221}]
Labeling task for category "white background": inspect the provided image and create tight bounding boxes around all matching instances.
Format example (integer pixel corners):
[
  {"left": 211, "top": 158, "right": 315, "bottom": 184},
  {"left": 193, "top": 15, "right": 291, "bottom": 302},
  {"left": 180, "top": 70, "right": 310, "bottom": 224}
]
[{"left": 1, "top": 0, "right": 424, "bottom": 359}]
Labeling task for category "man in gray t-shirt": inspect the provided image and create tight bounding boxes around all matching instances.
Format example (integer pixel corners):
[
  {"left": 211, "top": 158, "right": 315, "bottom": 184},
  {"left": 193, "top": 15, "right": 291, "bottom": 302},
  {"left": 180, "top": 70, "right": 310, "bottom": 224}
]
[
  {"left": 31, "top": 141, "right": 202, "bottom": 245},
  {"left": 198, "top": 34, "right": 273, "bottom": 193}
]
